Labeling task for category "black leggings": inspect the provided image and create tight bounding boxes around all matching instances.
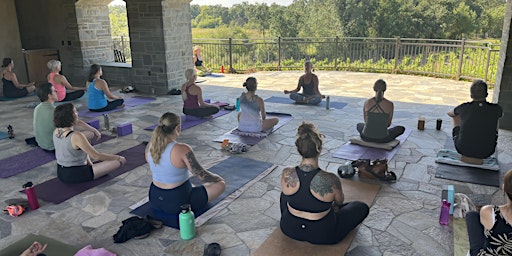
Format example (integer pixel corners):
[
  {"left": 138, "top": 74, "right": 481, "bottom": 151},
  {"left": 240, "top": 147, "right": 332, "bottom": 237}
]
[
  {"left": 279, "top": 193, "right": 369, "bottom": 244},
  {"left": 89, "top": 99, "right": 124, "bottom": 112},
  {"left": 183, "top": 106, "right": 219, "bottom": 118},
  {"left": 3, "top": 86, "right": 28, "bottom": 98},
  {"left": 356, "top": 123, "right": 405, "bottom": 143},
  {"left": 466, "top": 211, "right": 485, "bottom": 256},
  {"left": 57, "top": 164, "right": 94, "bottom": 184},
  {"left": 60, "top": 90, "right": 85, "bottom": 102}
]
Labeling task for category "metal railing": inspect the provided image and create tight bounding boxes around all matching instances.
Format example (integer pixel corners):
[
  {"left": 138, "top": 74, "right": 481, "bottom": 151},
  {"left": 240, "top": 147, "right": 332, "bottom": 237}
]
[
  {"left": 113, "top": 36, "right": 501, "bottom": 84},
  {"left": 112, "top": 36, "right": 131, "bottom": 63}
]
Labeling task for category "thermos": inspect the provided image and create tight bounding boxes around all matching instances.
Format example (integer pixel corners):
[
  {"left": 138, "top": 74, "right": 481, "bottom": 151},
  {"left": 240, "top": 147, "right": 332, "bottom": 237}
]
[
  {"left": 236, "top": 97, "right": 241, "bottom": 112},
  {"left": 103, "top": 114, "right": 110, "bottom": 131},
  {"left": 179, "top": 204, "right": 195, "bottom": 240},
  {"left": 325, "top": 96, "right": 330, "bottom": 110},
  {"left": 23, "top": 182, "right": 39, "bottom": 210},
  {"left": 439, "top": 199, "right": 450, "bottom": 225},
  {"left": 7, "top": 124, "right": 14, "bottom": 139}
]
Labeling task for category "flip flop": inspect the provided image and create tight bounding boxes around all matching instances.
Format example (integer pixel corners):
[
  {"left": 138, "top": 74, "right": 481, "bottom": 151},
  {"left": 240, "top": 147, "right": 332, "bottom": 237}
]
[{"left": 203, "top": 243, "right": 221, "bottom": 256}]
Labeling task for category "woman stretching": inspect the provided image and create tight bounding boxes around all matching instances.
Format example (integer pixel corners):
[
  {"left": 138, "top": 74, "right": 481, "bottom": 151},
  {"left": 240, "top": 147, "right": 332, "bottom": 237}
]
[
  {"left": 87, "top": 64, "right": 124, "bottom": 112},
  {"left": 181, "top": 68, "right": 219, "bottom": 118},
  {"left": 238, "top": 77, "right": 278, "bottom": 132},
  {"left": 1, "top": 57, "right": 35, "bottom": 98},
  {"left": 53, "top": 103, "right": 125, "bottom": 184},
  {"left": 356, "top": 79, "right": 405, "bottom": 143},
  {"left": 47, "top": 60, "right": 85, "bottom": 102},
  {"left": 280, "top": 122, "right": 369, "bottom": 244},
  {"left": 146, "top": 112, "right": 226, "bottom": 228}
]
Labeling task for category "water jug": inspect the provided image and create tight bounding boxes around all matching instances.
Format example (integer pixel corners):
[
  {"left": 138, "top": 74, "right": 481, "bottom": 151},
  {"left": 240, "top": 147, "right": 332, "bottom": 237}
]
[
  {"left": 103, "top": 114, "right": 110, "bottom": 131},
  {"left": 439, "top": 199, "right": 450, "bottom": 225},
  {"left": 23, "top": 182, "right": 39, "bottom": 210},
  {"left": 179, "top": 204, "right": 195, "bottom": 240}
]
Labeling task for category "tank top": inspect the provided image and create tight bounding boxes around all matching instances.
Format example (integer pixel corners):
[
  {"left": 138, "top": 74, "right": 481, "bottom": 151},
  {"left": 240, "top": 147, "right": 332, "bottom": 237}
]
[
  {"left": 183, "top": 84, "right": 199, "bottom": 109},
  {"left": 238, "top": 92, "right": 262, "bottom": 132},
  {"left": 48, "top": 72, "right": 66, "bottom": 101},
  {"left": 147, "top": 142, "right": 190, "bottom": 184},
  {"left": 2, "top": 75, "right": 16, "bottom": 92},
  {"left": 362, "top": 99, "right": 390, "bottom": 139},
  {"left": 87, "top": 79, "right": 107, "bottom": 109},
  {"left": 53, "top": 131, "right": 88, "bottom": 167},
  {"left": 286, "top": 167, "right": 333, "bottom": 213},
  {"left": 479, "top": 206, "right": 512, "bottom": 255},
  {"left": 194, "top": 54, "right": 203, "bottom": 67},
  {"left": 299, "top": 75, "right": 316, "bottom": 95}
]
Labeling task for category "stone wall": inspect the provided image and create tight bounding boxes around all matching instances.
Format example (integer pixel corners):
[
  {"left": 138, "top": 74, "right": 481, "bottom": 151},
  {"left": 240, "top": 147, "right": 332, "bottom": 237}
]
[{"left": 494, "top": 0, "right": 512, "bottom": 130}]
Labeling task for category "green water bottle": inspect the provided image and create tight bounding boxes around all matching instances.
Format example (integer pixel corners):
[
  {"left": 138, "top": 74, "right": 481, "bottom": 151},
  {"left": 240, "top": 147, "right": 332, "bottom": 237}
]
[{"left": 179, "top": 204, "right": 195, "bottom": 240}]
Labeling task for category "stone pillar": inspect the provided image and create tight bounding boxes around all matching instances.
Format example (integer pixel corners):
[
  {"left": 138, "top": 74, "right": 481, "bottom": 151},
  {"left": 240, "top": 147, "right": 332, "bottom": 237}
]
[
  {"left": 126, "top": 0, "right": 192, "bottom": 94},
  {"left": 494, "top": 0, "right": 512, "bottom": 130}
]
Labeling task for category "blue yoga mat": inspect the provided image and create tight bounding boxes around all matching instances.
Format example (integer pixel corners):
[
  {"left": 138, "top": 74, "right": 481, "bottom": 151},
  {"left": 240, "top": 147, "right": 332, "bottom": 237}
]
[
  {"left": 130, "top": 156, "right": 274, "bottom": 228},
  {"left": 0, "top": 131, "right": 7, "bottom": 140},
  {"left": 332, "top": 129, "right": 412, "bottom": 161},
  {"left": 78, "top": 96, "right": 156, "bottom": 118},
  {"left": 264, "top": 96, "right": 347, "bottom": 109}
]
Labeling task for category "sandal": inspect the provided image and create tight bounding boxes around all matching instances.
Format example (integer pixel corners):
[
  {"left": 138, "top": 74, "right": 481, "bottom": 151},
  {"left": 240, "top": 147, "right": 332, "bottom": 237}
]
[
  {"left": 203, "top": 243, "right": 221, "bottom": 256},
  {"left": 354, "top": 159, "right": 397, "bottom": 182}
]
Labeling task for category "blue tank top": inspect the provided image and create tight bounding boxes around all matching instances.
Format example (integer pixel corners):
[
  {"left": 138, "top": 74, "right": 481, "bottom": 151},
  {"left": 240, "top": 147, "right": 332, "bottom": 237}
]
[
  {"left": 87, "top": 79, "right": 107, "bottom": 110},
  {"left": 147, "top": 142, "right": 190, "bottom": 184},
  {"left": 286, "top": 167, "right": 333, "bottom": 213}
]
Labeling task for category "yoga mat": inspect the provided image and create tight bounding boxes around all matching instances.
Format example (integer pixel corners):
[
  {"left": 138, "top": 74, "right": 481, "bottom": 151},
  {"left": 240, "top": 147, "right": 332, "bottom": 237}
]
[
  {"left": 453, "top": 218, "right": 470, "bottom": 256},
  {"left": 0, "top": 234, "right": 79, "bottom": 256},
  {"left": 203, "top": 73, "right": 225, "bottom": 77},
  {"left": 264, "top": 96, "right": 347, "bottom": 109},
  {"left": 436, "top": 149, "right": 499, "bottom": 171},
  {"left": 28, "top": 143, "right": 147, "bottom": 204},
  {"left": 0, "top": 92, "right": 36, "bottom": 101},
  {"left": 78, "top": 96, "right": 156, "bottom": 118},
  {"left": 0, "top": 131, "right": 8, "bottom": 140},
  {"left": 213, "top": 112, "right": 293, "bottom": 145},
  {"left": 129, "top": 156, "right": 275, "bottom": 229},
  {"left": 333, "top": 129, "right": 412, "bottom": 161},
  {"left": 253, "top": 179, "right": 380, "bottom": 256},
  {"left": 0, "top": 134, "right": 115, "bottom": 178},
  {"left": 144, "top": 104, "right": 233, "bottom": 131},
  {"left": 435, "top": 164, "right": 500, "bottom": 187}
]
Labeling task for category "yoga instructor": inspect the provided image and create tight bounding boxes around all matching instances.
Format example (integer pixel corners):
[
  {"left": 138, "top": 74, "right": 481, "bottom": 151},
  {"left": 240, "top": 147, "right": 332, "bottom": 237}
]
[{"left": 146, "top": 112, "right": 226, "bottom": 227}]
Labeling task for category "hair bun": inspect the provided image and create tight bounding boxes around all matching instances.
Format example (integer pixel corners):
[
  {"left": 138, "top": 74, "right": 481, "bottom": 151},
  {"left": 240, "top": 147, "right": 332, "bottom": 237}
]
[{"left": 243, "top": 82, "right": 247, "bottom": 87}]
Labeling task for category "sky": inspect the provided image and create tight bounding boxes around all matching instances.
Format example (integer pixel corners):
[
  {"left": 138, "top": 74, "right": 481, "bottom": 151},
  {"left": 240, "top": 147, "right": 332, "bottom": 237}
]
[{"left": 109, "top": 0, "right": 293, "bottom": 7}]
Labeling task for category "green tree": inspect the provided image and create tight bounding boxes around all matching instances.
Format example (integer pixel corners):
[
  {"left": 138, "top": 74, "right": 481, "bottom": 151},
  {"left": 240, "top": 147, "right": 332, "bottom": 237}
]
[
  {"left": 109, "top": 5, "right": 128, "bottom": 37},
  {"left": 444, "top": 2, "right": 476, "bottom": 39}
]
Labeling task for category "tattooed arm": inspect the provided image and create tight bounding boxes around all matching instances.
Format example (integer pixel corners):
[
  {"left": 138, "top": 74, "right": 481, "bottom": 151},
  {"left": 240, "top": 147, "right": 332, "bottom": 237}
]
[
  {"left": 183, "top": 147, "right": 223, "bottom": 183},
  {"left": 311, "top": 171, "right": 344, "bottom": 206},
  {"left": 281, "top": 167, "right": 299, "bottom": 194}
]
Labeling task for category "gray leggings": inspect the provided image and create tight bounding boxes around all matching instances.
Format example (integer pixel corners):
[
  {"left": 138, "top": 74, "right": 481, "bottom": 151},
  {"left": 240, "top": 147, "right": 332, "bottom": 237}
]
[{"left": 290, "top": 93, "right": 322, "bottom": 105}]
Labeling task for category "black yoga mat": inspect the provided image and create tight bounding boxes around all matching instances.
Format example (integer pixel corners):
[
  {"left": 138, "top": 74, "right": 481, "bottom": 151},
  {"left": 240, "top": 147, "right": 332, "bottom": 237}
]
[
  {"left": 435, "top": 164, "right": 500, "bottom": 187},
  {"left": 28, "top": 143, "right": 147, "bottom": 204},
  {"left": 130, "top": 156, "right": 274, "bottom": 229}
]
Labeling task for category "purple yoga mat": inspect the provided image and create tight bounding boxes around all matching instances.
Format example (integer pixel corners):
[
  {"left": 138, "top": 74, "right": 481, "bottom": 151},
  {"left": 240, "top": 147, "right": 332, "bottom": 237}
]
[
  {"left": 78, "top": 96, "right": 156, "bottom": 118},
  {"left": 213, "top": 112, "right": 293, "bottom": 145},
  {"left": 29, "top": 143, "right": 147, "bottom": 204},
  {"left": 144, "top": 106, "right": 233, "bottom": 131},
  {"left": 332, "top": 129, "right": 412, "bottom": 161},
  {"left": 0, "top": 134, "right": 115, "bottom": 178}
]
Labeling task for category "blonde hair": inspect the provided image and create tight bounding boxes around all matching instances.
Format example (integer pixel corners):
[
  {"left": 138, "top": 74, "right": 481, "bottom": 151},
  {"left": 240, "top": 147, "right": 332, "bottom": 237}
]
[
  {"left": 47, "top": 59, "right": 61, "bottom": 72},
  {"left": 373, "top": 79, "right": 386, "bottom": 103},
  {"left": 149, "top": 112, "right": 181, "bottom": 164},
  {"left": 504, "top": 169, "right": 512, "bottom": 202},
  {"left": 193, "top": 45, "right": 202, "bottom": 54},
  {"left": 185, "top": 68, "right": 197, "bottom": 82},
  {"left": 295, "top": 122, "right": 324, "bottom": 158}
]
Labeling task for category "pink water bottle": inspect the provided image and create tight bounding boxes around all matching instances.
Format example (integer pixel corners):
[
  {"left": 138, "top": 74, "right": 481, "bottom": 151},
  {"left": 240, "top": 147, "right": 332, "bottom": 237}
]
[
  {"left": 23, "top": 182, "right": 39, "bottom": 210},
  {"left": 439, "top": 199, "right": 450, "bottom": 225}
]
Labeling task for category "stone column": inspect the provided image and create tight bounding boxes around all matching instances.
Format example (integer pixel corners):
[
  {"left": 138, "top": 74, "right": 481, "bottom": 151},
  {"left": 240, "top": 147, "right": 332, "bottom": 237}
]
[
  {"left": 493, "top": 0, "right": 512, "bottom": 130},
  {"left": 126, "top": 0, "right": 192, "bottom": 94}
]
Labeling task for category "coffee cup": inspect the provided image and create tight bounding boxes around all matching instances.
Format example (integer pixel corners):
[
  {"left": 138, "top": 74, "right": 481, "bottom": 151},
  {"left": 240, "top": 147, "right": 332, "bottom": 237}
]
[{"left": 418, "top": 117, "right": 425, "bottom": 130}]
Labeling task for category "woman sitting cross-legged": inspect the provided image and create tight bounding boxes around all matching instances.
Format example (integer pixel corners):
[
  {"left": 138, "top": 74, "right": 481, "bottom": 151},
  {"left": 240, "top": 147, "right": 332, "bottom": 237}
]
[
  {"left": 238, "top": 77, "right": 278, "bottom": 132},
  {"left": 356, "top": 79, "right": 405, "bottom": 143},
  {"left": 146, "top": 112, "right": 226, "bottom": 227},
  {"left": 47, "top": 60, "right": 86, "bottom": 102},
  {"left": 1, "top": 57, "right": 35, "bottom": 98},
  {"left": 53, "top": 103, "right": 126, "bottom": 184},
  {"left": 87, "top": 64, "right": 124, "bottom": 112},
  {"left": 466, "top": 168, "right": 512, "bottom": 256},
  {"left": 181, "top": 68, "right": 219, "bottom": 118},
  {"left": 280, "top": 122, "right": 370, "bottom": 244},
  {"left": 284, "top": 61, "right": 325, "bottom": 105}
]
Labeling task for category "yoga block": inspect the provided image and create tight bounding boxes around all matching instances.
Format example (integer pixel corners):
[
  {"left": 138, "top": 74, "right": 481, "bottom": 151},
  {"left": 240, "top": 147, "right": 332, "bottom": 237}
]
[
  {"left": 117, "top": 123, "right": 132, "bottom": 136},
  {"left": 87, "top": 119, "right": 100, "bottom": 129},
  {"left": 441, "top": 185, "right": 455, "bottom": 215}
]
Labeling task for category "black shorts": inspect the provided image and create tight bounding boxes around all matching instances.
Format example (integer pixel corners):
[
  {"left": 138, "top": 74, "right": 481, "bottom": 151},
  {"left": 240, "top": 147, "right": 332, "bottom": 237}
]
[{"left": 57, "top": 164, "right": 94, "bottom": 184}]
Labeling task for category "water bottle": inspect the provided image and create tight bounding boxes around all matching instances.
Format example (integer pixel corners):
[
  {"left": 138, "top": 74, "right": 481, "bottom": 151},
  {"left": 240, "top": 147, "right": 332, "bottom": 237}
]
[
  {"left": 23, "top": 182, "right": 39, "bottom": 210},
  {"left": 7, "top": 125, "right": 14, "bottom": 139},
  {"left": 325, "top": 96, "right": 330, "bottom": 110},
  {"left": 179, "top": 204, "right": 195, "bottom": 240},
  {"left": 439, "top": 199, "right": 450, "bottom": 225},
  {"left": 236, "top": 97, "right": 241, "bottom": 112},
  {"left": 103, "top": 114, "right": 110, "bottom": 131}
]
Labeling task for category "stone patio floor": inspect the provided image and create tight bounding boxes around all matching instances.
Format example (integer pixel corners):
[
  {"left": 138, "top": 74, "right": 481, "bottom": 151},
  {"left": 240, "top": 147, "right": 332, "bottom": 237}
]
[{"left": 1, "top": 71, "right": 511, "bottom": 256}]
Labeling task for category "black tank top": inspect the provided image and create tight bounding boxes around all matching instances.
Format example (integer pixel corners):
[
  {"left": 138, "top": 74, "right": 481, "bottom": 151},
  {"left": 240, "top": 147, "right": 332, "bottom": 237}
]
[{"left": 287, "top": 167, "right": 333, "bottom": 213}]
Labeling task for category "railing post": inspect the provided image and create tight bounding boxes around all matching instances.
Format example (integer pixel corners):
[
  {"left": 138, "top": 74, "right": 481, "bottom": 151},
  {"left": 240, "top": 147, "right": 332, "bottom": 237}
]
[
  {"left": 121, "top": 36, "right": 125, "bottom": 54},
  {"left": 485, "top": 43, "right": 492, "bottom": 82},
  {"left": 335, "top": 36, "right": 339, "bottom": 70},
  {"left": 229, "top": 38, "right": 233, "bottom": 73},
  {"left": 393, "top": 37, "right": 400, "bottom": 74},
  {"left": 456, "top": 38, "right": 465, "bottom": 80},
  {"left": 278, "top": 37, "right": 281, "bottom": 71}
]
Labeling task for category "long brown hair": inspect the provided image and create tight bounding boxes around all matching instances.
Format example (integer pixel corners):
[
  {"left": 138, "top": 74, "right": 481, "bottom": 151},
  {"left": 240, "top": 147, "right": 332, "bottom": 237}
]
[
  {"left": 295, "top": 122, "right": 324, "bottom": 158},
  {"left": 149, "top": 112, "right": 181, "bottom": 164}
]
